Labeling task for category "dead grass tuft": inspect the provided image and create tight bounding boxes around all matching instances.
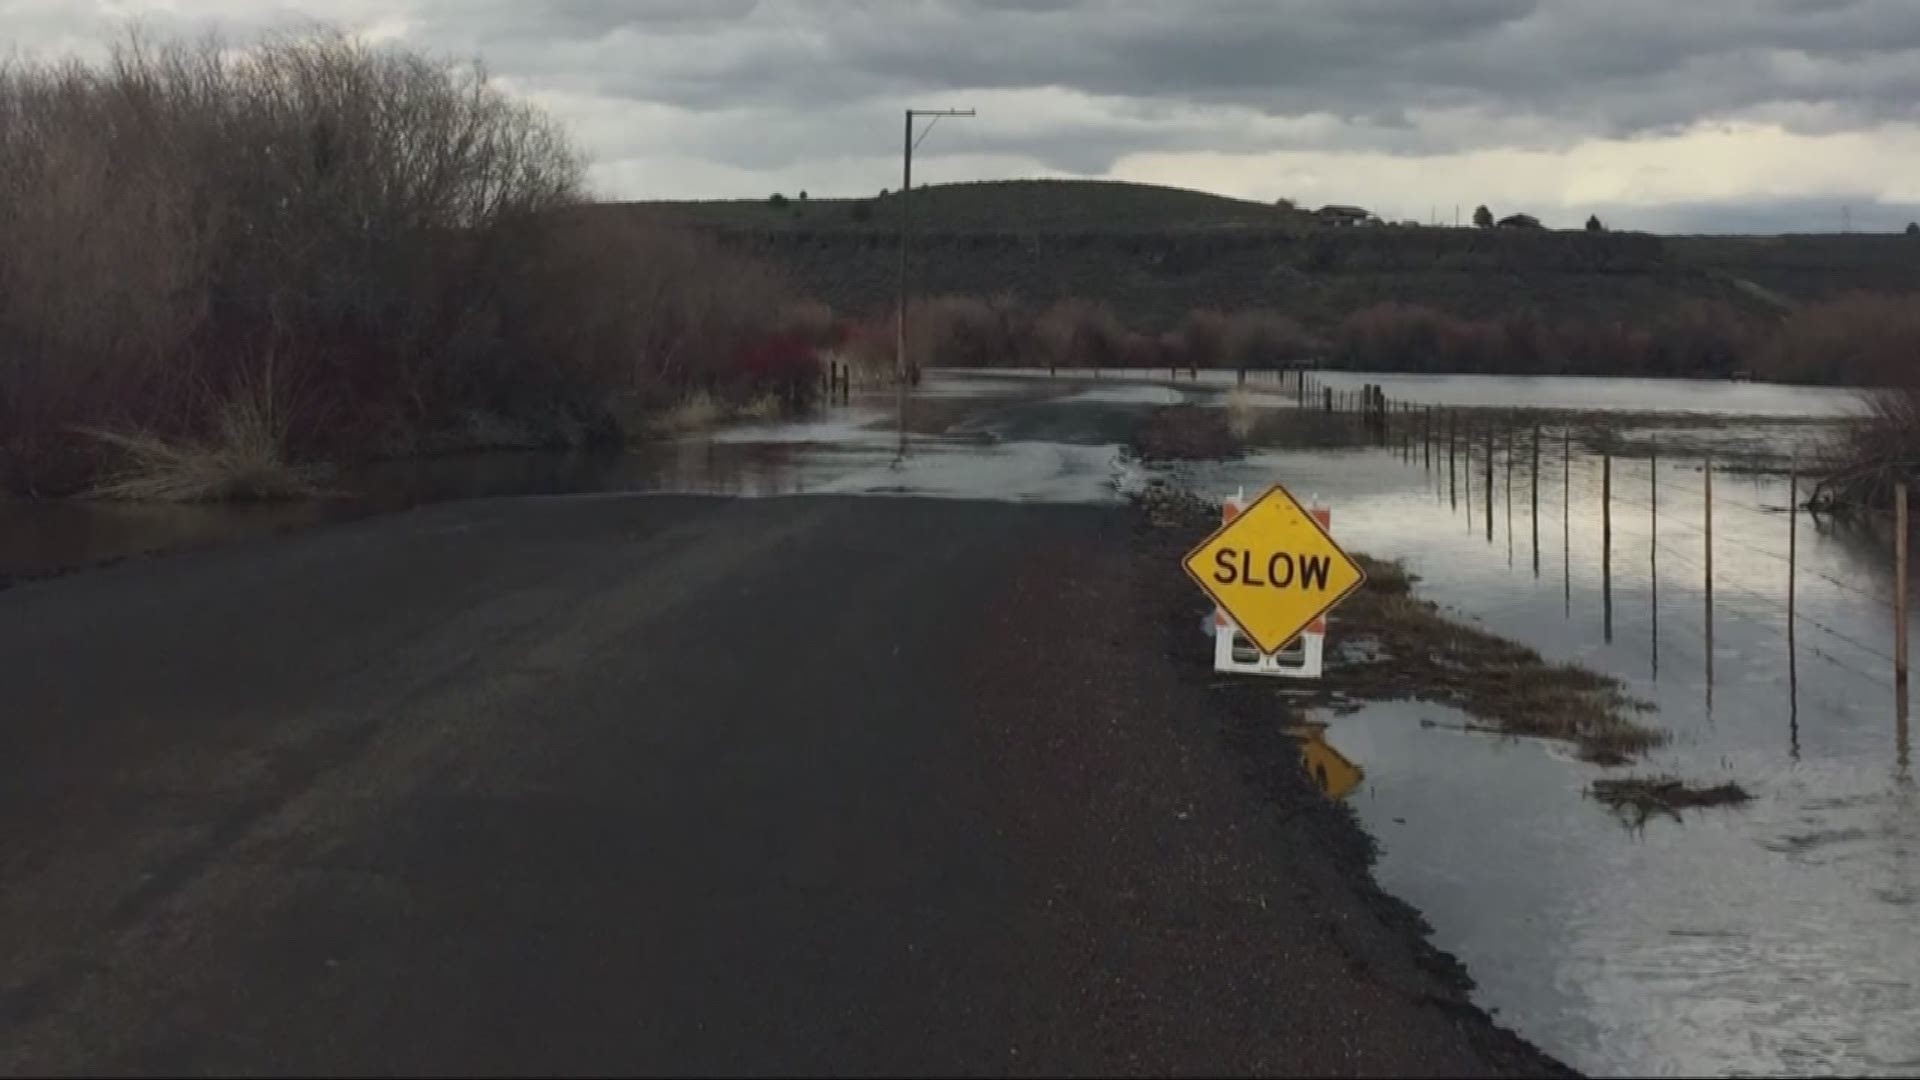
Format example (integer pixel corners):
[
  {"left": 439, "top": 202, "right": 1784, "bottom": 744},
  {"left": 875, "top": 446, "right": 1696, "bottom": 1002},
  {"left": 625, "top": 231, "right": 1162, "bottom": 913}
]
[
  {"left": 82, "top": 388, "right": 323, "bottom": 502},
  {"left": 1322, "top": 555, "right": 1664, "bottom": 763},
  {"left": 1591, "top": 776, "right": 1753, "bottom": 825},
  {"left": 734, "top": 392, "right": 786, "bottom": 422},
  {"left": 655, "top": 390, "right": 726, "bottom": 434}
]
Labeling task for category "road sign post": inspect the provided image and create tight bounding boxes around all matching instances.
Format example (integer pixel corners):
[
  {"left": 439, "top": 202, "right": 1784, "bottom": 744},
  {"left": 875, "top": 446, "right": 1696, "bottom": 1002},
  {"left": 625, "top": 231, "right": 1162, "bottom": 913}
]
[{"left": 1184, "top": 485, "right": 1367, "bottom": 657}]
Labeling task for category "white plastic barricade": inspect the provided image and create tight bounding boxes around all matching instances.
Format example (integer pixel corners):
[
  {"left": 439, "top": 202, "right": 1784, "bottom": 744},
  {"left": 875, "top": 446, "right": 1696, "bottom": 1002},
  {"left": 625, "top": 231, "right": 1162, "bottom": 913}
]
[{"left": 1213, "top": 490, "right": 1329, "bottom": 679}]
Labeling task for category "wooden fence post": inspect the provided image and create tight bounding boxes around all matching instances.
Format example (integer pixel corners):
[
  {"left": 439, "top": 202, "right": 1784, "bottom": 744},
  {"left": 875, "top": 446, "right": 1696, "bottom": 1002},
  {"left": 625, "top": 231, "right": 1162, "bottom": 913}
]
[
  {"left": 1705, "top": 455, "right": 1715, "bottom": 704},
  {"left": 1788, "top": 452, "right": 1797, "bottom": 716}
]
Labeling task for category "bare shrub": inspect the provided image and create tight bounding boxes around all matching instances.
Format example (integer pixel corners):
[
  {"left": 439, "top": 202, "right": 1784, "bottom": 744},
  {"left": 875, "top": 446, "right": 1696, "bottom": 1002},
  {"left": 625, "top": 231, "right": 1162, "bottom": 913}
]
[
  {"left": 907, "top": 296, "right": 996, "bottom": 369},
  {"left": 1759, "top": 293, "right": 1920, "bottom": 385},
  {"left": 833, "top": 322, "right": 898, "bottom": 387},
  {"left": 1118, "top": 331, "right": 1162, "bottom": 370},
  {"left": 1813, "top": 384, "right": 1920, "bottom": 512},
  {"left": 0, "top": 29, "right": 803, "bottom": 495},
  {"left": 1178, "top": 309, "right": 1231, "bottom": 368},
  {"left": 776, "top": 299, "right": 837, "bottom": 343},
  {"left": 1034, "top": 299, "right": 1125, "bottom": 369},
  {"left": 1223, "top": 308, "right": 1311, "bottom": 369},
  {"left": 525, "top": 210, "right": 789, "bottom": 404}
]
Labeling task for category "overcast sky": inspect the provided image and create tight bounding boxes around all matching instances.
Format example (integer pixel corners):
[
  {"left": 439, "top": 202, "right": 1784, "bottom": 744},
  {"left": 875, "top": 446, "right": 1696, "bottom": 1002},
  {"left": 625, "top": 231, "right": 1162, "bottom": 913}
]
[{"left": 10, "top": 0, "right": 1920, "bottom": 233}]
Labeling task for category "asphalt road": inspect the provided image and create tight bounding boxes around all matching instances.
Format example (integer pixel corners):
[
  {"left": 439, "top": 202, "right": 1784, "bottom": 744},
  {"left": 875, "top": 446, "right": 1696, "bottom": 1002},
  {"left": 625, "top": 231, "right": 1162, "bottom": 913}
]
[{"left": 0, "top": 448, "right": 1561, "bottom": 1073}]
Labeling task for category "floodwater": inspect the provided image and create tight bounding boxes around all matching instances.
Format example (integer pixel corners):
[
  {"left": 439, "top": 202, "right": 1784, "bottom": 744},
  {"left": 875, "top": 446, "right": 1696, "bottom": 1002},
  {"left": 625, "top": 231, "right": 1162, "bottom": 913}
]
[
  {"left": 1181, "top": 426, "right": 1918, "bottom": 1076},
  {"left": 3, "top": 370, "right": 1913, "bottom": 1076},
  {"left": 973, "top": 366, "right": 1872, "bottom": 417},
  {"left": 0, "top": 378, "right": 1160, "bottom": 578}
]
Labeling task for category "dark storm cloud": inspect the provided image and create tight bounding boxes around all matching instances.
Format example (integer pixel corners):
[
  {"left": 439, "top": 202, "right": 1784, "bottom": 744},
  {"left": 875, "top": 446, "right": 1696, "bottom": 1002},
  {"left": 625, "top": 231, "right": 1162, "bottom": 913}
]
[
  {"left": 414, "top": 0, "right": 1920, "bottom": 143},
  {"left": 12, "top": 0, "right": 1920, "bottom": 228}
]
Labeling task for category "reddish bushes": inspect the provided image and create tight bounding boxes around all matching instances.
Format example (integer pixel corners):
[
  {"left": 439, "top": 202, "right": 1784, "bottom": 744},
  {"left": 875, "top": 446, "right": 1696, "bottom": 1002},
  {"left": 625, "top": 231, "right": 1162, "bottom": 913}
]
[
  {"left": 858, "top": 289, "right": 1920, "bottom": 386},
  {"left": 1331, "top": 301, "right": 1757, "bottom": 378},
  {"left": 1035, "top": 299, "right": 1127, "bottom": 369},
  {"left": 1757, "top": 293, "right": 1920, "bottom": 385},
  {"left": 0, "top": 31, "right": 807, "bottom": 495}
]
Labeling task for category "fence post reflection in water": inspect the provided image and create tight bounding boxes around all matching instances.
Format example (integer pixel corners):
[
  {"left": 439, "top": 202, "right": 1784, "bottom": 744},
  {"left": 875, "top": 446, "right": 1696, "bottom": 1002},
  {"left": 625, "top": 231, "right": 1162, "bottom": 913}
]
[
  {"left": 1531, "top": 423, "right": 1542, "bottom": 579},
  {"left": 1602, "top": 448, "right": 1613, "bottom": 645},
  {"left": 1563, "top": 427, "right": 1571, "bottom": 617},
  {"left": 1375, "top": 418, "right": 1920, "bottom": 751},
  {"left": 1462, "top": 421, "right": 1472, "bottom": 530},
  {"left": 1484, "top": 425, "right": 1495, "bottom": 544},
  {"left": 1449, "top": 412, "right": 1458, "bottom": 510}
]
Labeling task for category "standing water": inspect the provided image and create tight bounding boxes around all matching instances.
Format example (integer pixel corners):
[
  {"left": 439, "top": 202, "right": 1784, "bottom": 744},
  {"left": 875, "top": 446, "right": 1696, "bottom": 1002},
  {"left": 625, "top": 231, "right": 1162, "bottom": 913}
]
[{"left": 1185, "top": 407, "right": 1916, "bottom": 1076}]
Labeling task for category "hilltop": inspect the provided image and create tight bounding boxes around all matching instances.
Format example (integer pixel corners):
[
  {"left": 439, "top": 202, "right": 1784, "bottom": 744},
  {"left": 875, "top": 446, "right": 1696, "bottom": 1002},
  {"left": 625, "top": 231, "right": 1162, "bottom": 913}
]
[
  {"left": 617, "top": 180, "right": 1920, "bottom": 333},
  {"left": 631, "top": 178, "right": 1316, "bottom": 235}
]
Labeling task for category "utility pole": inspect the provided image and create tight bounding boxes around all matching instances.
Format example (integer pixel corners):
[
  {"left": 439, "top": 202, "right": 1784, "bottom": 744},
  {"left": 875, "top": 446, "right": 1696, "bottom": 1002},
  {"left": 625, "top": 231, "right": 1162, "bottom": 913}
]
[{"left": 896, "top": 107, "right": 975, "bottom": 461}]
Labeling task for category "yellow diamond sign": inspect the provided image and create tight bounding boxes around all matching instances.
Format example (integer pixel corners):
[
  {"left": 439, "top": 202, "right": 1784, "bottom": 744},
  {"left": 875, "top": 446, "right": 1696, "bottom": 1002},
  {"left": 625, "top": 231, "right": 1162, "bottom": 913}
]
[{"left": 1182, "top": 485, "right": 1366, "bottom": 655}]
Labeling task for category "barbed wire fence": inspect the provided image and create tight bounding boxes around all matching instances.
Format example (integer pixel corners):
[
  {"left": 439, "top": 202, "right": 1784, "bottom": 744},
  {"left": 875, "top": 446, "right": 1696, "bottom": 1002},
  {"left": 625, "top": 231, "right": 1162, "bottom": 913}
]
[{"left": 1342, "top": 390, "right": 1914, "bottom": 754}]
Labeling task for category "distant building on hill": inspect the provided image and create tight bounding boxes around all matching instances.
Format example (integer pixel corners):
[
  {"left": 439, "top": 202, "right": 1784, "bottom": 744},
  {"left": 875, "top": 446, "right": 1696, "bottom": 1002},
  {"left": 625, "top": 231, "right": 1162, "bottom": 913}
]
[
  {"left": 1497, "top": 213, "right": 1545, "bottom": 230},
  {"left": 1315, "top": 204, "right": 1376, "bottom": 227}
]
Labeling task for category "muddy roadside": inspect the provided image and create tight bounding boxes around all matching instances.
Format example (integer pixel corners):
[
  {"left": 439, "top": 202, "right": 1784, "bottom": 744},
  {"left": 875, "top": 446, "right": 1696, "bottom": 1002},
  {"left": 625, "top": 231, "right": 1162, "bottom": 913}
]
[{"left": 1091, "top": 485, "right": 1575, "bottom": 1076}]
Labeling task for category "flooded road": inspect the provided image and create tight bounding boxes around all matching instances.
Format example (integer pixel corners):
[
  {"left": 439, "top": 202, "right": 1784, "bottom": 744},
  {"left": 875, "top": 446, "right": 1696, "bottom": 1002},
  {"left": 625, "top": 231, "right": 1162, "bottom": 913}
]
[
  {"left": 0, "top": 376, "right": 1160, "bottom": 580},
  {"left": 3, "top": 369, "right": 1912, "bottom": 1076}
]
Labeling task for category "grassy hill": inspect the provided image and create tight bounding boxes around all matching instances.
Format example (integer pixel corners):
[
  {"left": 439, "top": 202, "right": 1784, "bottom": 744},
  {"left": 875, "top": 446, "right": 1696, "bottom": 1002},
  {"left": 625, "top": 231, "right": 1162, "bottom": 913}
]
[
  {"left": 630, "top": 178, "right": 1315, "bottom": 235},
  {"left": 616, "top": 180, "right": 1920, "bottom": 332}
]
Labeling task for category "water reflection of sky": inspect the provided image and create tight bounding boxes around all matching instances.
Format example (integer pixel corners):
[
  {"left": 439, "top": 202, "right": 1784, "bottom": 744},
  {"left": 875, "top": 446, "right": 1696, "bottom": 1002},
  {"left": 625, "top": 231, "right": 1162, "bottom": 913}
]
[
  {"left": 967, "top": 367, "right": 1872, "bottom": 418},
  {"left": 1178, "top": 443, "right": 1918, "bottom": 1077}
]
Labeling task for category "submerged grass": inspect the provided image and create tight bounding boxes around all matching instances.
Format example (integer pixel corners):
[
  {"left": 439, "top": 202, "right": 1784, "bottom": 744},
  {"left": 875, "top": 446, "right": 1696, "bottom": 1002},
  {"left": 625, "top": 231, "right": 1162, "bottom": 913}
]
[
  {"left": 1137, "top": 483, "right": 1663, "bottom": 764},
  {"left": 1591, "top": 775, "right": 1753, "bottom": 825},
  {"left": 1322, "top": 555, "right": 1664, "bottom": 764},
  {"left": 1130, "top": 404, "right": 1242, "bottom": 461},
  {"left": 81, "top": 391, "right": 324, "bottom": 503}
]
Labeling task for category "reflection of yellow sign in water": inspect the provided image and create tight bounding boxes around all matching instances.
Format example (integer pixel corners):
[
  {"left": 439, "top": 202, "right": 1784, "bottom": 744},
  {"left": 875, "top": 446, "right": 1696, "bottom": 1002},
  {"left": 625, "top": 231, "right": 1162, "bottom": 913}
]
[
  {"left": 1182, "top": 485, "right": 1365, "bottom": 655},
  {"left": 1286, "top": 722, "right": 1363, "bottom": 800}
]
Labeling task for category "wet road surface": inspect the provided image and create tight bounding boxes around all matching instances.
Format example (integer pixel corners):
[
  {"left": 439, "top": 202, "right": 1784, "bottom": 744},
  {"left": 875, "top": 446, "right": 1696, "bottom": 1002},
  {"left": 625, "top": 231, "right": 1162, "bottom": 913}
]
[{"left": 0, "top": 393, "right": 1557, "bottom": 1074}]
